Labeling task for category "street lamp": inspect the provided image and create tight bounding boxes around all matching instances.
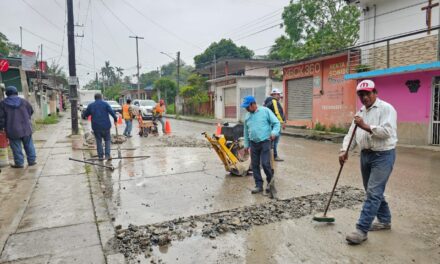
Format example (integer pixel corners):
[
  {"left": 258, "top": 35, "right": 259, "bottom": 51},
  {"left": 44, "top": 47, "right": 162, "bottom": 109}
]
[
  {"left": 159, "top": 51, "right": 180, "bottom": 113},
  {"left": 160, "top": 51, "right": 176, "bottom": 62}
]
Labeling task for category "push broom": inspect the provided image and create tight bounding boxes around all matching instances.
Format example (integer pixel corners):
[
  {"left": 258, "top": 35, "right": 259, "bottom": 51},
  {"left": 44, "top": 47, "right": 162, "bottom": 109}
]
[{"left": 313, "top": 125, "right": 357, "bottom": 223}]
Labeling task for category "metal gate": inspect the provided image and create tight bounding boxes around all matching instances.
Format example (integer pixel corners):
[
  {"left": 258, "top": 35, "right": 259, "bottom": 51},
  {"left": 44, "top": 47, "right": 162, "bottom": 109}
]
[
  {"left": 224, "top": 87, "right": 237, "bottom": 119},
  {"left": 238, "top": 86, "right": 267, "bottom": 121},
  {"left": 432, "top": 78, "right": 440, "bottom": 145},
  {"left": 286, "top": 77, "right": 313, "bottom": 120}
]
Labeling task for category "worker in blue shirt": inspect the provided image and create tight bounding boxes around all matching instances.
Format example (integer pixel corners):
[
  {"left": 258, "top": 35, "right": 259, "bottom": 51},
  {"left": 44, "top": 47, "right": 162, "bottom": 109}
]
[
  {"left": 82, "top": 93, "right": 117, "bottom": 161},
  {"left": 241, "top": 95, "right": 280, "bottom": 194}
]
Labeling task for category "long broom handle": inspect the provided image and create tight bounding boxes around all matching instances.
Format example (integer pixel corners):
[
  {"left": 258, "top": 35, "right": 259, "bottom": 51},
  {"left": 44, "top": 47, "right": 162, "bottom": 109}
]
[
  {"left": 323, "top": 125, "right": 358, "bottom": 216},
  {"left": 69, "top": 157, "right": 114, "bottom": 170}
]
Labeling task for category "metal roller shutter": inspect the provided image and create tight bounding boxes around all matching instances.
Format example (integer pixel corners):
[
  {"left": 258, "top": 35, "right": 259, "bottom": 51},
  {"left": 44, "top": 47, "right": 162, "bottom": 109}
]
[
  {"left": 239, "top": 88, "right": 252, "bottom": 121},
  {"left": 287, "top": 77, "right": 313, "bottom": 120}
]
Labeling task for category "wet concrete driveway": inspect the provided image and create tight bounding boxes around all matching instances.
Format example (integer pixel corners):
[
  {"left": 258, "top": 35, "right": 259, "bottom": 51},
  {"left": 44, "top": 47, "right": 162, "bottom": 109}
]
[{"left": 90, "top": 119, "right": 440, "bottom": 263}]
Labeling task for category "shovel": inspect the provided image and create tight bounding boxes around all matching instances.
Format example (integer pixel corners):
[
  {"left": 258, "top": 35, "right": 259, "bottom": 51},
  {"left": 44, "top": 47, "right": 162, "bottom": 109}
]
[
  {"left": 114, "top": 123, "right": 122, "bottom": 159},
  {"left": 267, "top": 148, "right": 277, "bottom": 199}
]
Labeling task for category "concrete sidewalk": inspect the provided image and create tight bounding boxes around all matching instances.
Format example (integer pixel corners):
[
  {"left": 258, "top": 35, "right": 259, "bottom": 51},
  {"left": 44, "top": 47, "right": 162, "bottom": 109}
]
[{"left": 0, "top": 113, "right": 108, "bottom": 263}]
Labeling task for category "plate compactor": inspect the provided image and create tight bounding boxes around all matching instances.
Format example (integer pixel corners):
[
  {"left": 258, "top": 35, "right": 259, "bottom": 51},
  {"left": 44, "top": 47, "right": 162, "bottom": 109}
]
[{"left": 203, "top": 123, "right": 251, "bottom": 176}]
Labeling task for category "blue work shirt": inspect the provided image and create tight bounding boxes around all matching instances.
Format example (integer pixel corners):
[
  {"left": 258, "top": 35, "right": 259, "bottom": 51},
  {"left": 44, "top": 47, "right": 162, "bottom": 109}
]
[
  {"left": 243, "top": 106, "right": 280, "bottom": 148},
  {"left": 82, "top": 99, "right": 117, "bottom": 131}
]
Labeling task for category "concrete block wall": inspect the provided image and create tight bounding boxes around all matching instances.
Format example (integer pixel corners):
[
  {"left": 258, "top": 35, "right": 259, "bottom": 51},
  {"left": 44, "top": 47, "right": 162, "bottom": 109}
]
[{"left": 366, "top": 35, "right": 438, "bottom": 70}]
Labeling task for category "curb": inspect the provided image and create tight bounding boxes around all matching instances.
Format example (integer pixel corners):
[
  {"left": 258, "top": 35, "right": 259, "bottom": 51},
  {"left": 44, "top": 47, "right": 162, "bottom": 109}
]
[{"left": 166, "top": 115, "right": 345, "bottom": 143}]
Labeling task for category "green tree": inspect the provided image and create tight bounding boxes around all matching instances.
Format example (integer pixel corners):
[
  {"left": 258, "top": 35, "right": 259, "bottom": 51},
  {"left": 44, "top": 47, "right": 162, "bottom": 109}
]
[
  {"left": 0, "top": 32, "right": 10, "bottom": 56},
  {"left": 100, "top": 61, "right": 116, "bottom": 86},
  {"left": 47, "top": 61, "right": 68, "bottom": 87},
  {"left": 269, "top": 0, "right": 360, "bottom": 60},
  {"left": 115, "top": 67, "right": 124, "bottom": 81},
  {"left": 139, "top": 70, "right": 160, "bottom": 87},
  {"left": 194, "top": 39, "right": 254, "bottom": 68},
  {"left": 0, "top": 32, "right": 21, "bottom": 57},
  {"left": 154, "top": 77, "right": 177, "bottom": 105},
  {"left": 103, "top": 83, "right": 122, "bottom": 101},
  {"left": 180, "top": 74, "right": 209, "bottom": 105}
]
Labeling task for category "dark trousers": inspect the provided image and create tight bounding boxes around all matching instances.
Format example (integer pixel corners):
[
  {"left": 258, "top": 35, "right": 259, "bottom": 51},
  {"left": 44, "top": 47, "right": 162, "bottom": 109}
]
[
  {"left": 94, "top": 129, "right": 111, "bottom": 159},
  {"left": 250, "top": 140, "right": 273, "bottom": 189}
]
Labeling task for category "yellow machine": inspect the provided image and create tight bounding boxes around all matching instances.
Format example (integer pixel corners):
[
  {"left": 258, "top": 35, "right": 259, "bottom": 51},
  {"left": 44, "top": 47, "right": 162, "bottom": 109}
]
[{"left": 202, "top": 132, "right": 250, "bottom": 176}]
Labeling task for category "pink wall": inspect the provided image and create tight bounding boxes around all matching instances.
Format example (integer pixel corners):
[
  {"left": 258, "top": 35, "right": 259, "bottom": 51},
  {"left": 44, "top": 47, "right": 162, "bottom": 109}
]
[{"left": 356, "top": 71, "right": 440, "bottom": 123}]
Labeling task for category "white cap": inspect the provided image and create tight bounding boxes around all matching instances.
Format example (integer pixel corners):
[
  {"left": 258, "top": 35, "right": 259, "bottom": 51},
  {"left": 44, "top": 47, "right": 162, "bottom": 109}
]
[
  {"left": 356, "top": 80, "right": 375, "bottom": 92},
  {"left": 271, "top": 88, "right": 281, "bottom": 94}
]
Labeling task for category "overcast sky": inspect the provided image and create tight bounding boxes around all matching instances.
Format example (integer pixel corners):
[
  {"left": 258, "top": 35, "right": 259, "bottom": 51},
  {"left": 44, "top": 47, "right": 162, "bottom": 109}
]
[{"left": 1, "top": 0, "right": 290, "bottom": 85}]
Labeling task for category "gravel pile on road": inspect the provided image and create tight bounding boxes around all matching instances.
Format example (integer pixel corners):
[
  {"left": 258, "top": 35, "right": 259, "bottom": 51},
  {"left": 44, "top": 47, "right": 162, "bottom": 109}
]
[
  {"left": 157, "top": 135, "right": 210, "bottom": 148},
  {"left": 112, "top": 186, "right": 364, "bottom": 261},
  {"left": 83, "top": 132, "right": 126, "bottom": 146}
]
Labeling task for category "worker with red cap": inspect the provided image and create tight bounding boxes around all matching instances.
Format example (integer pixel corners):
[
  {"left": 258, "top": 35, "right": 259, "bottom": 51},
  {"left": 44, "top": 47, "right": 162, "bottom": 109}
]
[
  {"left": 339, "top": 79, "right": 398, "bottom": 245},
  {"left": 154, "top": 99, "right": 166, "bottom": 134}
]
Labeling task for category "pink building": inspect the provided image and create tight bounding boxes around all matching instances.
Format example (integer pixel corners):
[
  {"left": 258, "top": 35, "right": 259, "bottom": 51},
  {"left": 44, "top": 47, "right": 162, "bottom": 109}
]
[{"left": 346, "top": 0, "right": 440, "bottom": 146}]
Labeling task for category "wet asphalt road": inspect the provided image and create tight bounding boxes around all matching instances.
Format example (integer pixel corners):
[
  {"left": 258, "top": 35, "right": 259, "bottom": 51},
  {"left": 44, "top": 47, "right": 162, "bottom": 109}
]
[{"left": 89, "top": 119, "right": 440, "bottom": 264}]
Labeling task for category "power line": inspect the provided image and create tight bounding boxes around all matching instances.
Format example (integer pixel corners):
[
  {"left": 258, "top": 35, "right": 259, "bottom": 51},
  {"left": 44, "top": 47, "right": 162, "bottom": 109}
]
[
  {"left": 358, "top": 1, "right": 428, "bottom": 23},
  {"left": 224, "top": 8, "right": 283, "bottom": 36},
  {"left": 228, "top": 11, "right": 283, "bottom": 38},
  {"left": 234, "top": 23, "right": 283, "bottom": 41},
  {"left": 21, "top": 0, "right": 63, "bottom": 32},
  {"left": 20, "top": 27, "right": 96, "bottom": 70},
  {"left": 78, "top": 0, "right": 92, "bottom": 59},
  {"left": 254, "top": 45, "right": 274, "bottom": 51},
  {"left": 89, "top": 0, "right": 96, "bottom": 74},
  {"left": 98, "top": 0, "right": 136, "bottom": 35},
  {"left": 120, "top": 0, "right": 202, "bottom": 50},
  {"left": 53, "top": 0, "right": 63, "bottom": 10},
  {"left": 230, "top": 18, "right": 283, "bottom": 39},
  {"left": 94, "top": 3, "right": 124, "bottom": 53},
  {"left": 57, "top": 3, "right": 67, "bottom": 65}
]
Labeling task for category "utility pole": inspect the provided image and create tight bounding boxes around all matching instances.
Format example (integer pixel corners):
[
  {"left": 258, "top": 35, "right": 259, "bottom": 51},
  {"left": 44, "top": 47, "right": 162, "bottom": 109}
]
[
  {"left": 67, "top": 0, "right": 79, "bottom": 135},
  {"left": 20, "top": 26, "right": 23, "bottom": 51},
  {"left": 95, "top": 72, "right": 99, "bottom": 90},
  {"left": 176, "top": 51, "right": 180, "bottom": 113},
  {"left": 157, "top": 66, "right": 161, "bottom": 100},
  {"left": 129, "top": 36, "right": 144, "bottom": 99}
]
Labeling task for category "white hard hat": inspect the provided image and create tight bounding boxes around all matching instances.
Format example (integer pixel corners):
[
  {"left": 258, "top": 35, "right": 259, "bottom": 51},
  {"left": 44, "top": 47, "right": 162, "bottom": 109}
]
[
  {"left": 356, "top": 80, "right": 375, "bottom": 92},
  {"left": 271, "top": 88, "right": 281, "bottom": 94}
]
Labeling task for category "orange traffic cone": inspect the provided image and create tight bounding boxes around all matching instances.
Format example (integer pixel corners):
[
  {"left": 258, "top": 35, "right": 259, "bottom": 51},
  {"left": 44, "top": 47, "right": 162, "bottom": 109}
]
[
  {"left": 165, "top": 120, "right": 171, "bottom": 134},
  {"left": 117, "top": 115, "right": 123, "bottom": 125},
  {"left": 88, "top": 115, "right": 91, "bottom": 122},
  {"left": 215, "top": 123, "right": 222, "bottom": 136}
]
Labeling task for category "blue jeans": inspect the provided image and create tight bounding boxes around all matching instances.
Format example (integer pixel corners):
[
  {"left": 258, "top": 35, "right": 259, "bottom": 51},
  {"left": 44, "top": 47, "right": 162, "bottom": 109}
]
[
  {"left": 94, "top": 129, "right": 111, "bottom": 159},
  {"left": 9, "top": 135, "right": 36, "bottom": 166},
  {"left": 357, "top": 149, "right": 396, "bottom": 233},
  {"left": 250, "top": 140, "right": 273, "bottom": 189},
  {"left": 123, "top": 120, "right": 133, "bottom": 136},
  {"left": 158, "top": 116, "right": 165, "bottom": 133},
  {"left": 272, "top": 135, "right": 280, "bottom": 158}
]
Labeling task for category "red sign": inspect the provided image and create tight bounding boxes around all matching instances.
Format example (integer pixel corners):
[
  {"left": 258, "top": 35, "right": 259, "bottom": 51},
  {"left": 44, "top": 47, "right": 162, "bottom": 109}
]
[
  {"left": 284, "top": 62, "right": 321, "bottom": 80},
  {"left": 0, "top": 59, "right": 9, "bottom": 72}
]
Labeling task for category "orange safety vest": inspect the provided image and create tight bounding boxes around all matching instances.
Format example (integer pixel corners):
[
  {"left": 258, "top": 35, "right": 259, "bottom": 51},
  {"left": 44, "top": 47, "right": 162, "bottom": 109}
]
[
  {"left": 122, "top": 104, "right": 132, "bottom": 120},
  {"left": 154, "top": 103, "right": 165, "bottom": 116}
]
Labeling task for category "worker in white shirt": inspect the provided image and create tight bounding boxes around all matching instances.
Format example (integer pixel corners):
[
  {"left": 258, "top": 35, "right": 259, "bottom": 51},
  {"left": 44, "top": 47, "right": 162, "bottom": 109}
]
[{"left": 339, "top": 79, "right": 397, "bottom": 245}]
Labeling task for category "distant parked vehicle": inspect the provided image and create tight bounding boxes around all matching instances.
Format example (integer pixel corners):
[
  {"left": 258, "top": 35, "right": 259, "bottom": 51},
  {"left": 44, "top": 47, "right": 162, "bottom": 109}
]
[
  {"left": 106, "top": 100, "right": 122, "bottom": 113},
  {"left": 132, "top": 99, "right": 156, "bottom": 120},
  {"left": 80, "top": 100, "right": 93, "bottom": 119}
]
